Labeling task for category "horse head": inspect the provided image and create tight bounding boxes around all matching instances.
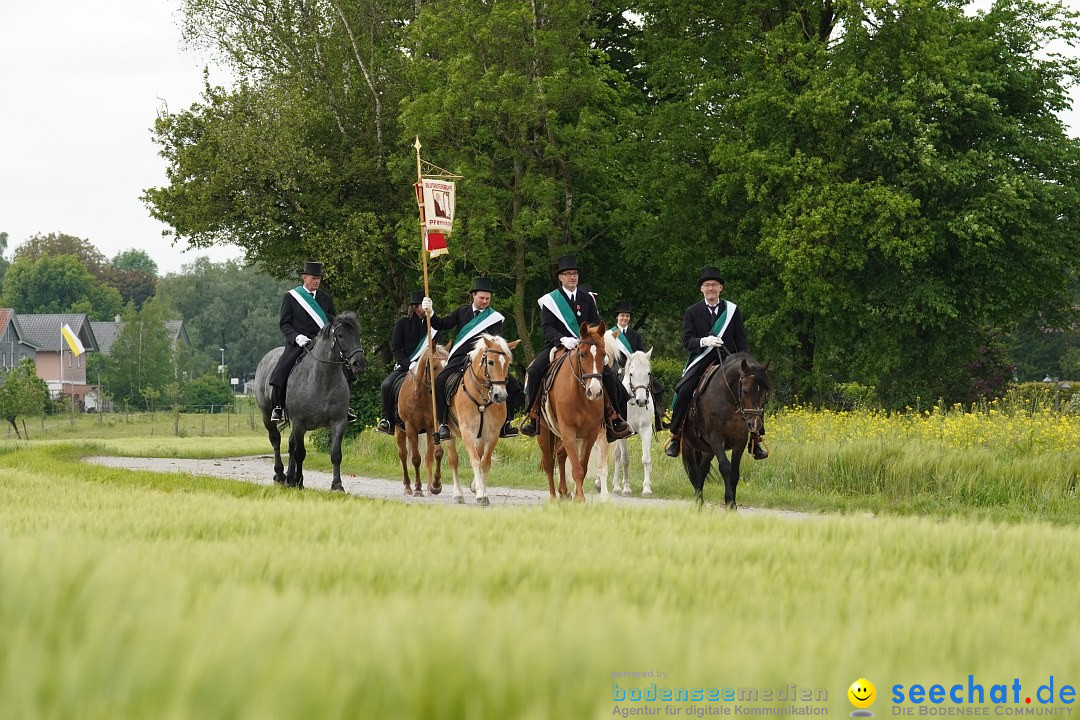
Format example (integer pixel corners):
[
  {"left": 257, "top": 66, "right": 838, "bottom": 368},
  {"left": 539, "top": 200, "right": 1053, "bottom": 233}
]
[
  {"left": 317, "top": 312, "right": 367, "bottom": 376},
  {"left": 625, "top": 348, "right": 653, "bottom": 408},
  {"left": 725, "top": 355, "right": 771, "bottom": 436},
  {"left": 576, "top": 322, "right": 607, "bottom": 401},
  {"left": 469, "top": 334, "right": 520, "bottom": 404},
  {"left": 417, "top": 342, "right": 450, "bottom": 383}
]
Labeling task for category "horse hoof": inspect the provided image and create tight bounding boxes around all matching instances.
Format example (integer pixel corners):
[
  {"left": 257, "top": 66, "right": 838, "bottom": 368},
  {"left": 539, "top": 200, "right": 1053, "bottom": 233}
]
[
  {"left": 413, "top": 488, "right": 424, "bottom": 497},
  {"left": 274, "top": 477, "right": 286, "bottom": 485},
  {"left": 429, "top": 483, "right": 442, "bottom": 496},
  {"left": 642, "top": 488, "right": 653, "bottom": 497},
  {"left": 622, "top": 487, "right": 631, "bottom": 496},
  {"left": 454, "top": 495, "right": 464, "bottom": 505},
  {"left": 477, "top": 496, "right": 490, "bottom": 507},
  {"left": 331, "top": 482, "right": 344, "bottom": 492}
]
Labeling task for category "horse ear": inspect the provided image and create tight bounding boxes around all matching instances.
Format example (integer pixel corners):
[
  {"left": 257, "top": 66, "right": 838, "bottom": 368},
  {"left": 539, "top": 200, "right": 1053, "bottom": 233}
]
[
  {"left": 741, "top": 359, "right": 750, "bottom": 373},
  {"left": 646, "top": 347, "right": 653, "bottom": 359},
  {"left": 762, "top": 361, "right": 770, "bottom": 371},
  {"left": 507, "top": 339, "right": 521, "bottom": 351},
  {"left": 597, "top": 321, "right": 606, "bottom": 336}
]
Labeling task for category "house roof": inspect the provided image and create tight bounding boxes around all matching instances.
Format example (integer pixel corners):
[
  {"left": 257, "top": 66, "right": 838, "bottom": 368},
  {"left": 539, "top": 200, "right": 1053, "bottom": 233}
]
[
  {"left": 0, "top": 308, "right": 39, "bottom": 349},
  {"left": 18, "top": 314, "right": 100, "bottom": 353},
  {"left": 90, "top": 319, "right": 188, "bottom": 356}
]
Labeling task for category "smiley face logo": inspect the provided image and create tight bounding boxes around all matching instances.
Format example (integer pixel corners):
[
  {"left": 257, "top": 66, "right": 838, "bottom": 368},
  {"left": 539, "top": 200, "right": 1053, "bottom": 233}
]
[{"left": 848, "top": 678, "right": 877, "bottom": 711}]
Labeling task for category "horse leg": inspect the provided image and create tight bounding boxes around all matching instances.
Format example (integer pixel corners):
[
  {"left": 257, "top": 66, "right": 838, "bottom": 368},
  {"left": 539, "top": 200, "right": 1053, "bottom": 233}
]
[
  {"left": 538, "top": 429, "right": 557, "bottom": 499},
  {"left": 329, "top": 420, "right": 346, "bottom": 492},
  {"left": 592, "top": 437, "right": 609, "bottom": 500},
  {"left": 467, "top": 437, "right": 490, "bottom": 507},
  {"left": 429, "top": 435, "right": 443, "bottom": 496},
  {"left": 409, "top": 429, "right": 423, "bottom": 496},
  {"left": 561, "top": 435, "right": 589, "bottom": 504},
  {"left": 683, "top": 447, "right": 710, "bottom": 507},
  {"left": 266, "top": 418, "right": 286, "bottom": 484},
  {"left": 395, "top": 428, "right": 411, "bottom": 494},
  {"left": 288, "top": 429, "right": 306, "bottom": 489},
  {"left": 639, "top": 423, "right": 653, "bottom": 496},
  {"left": 556, "top": 444, "right": 570, "bottom": 500},
  {"left": 446, "top": 438, "right": 464, "bottom": 504},
  {"left": 615, "top": 438, "right": 629, "bottom": 495},
  {"left": 721, "top": 444, "right": 744, "bottom": 510}
]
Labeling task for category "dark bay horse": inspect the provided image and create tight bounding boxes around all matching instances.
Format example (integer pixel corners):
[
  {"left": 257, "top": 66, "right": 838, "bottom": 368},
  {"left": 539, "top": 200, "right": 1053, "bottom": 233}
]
[
  {"left": 537, "top": 322, "right": 607, "bottom": 502},
  {"left": 254, "top": 312, "right": 367, "bottom": 490},
  {"left": 680, "top": 352, "right": 771, "bottom": 509}
]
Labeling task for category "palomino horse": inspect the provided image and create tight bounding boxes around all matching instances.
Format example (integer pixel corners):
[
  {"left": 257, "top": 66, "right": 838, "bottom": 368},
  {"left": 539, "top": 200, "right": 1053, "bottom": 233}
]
[
  {"left": 594, "top": 348, "right": 655, "bottom": 498},
  {"left": 254, "top": 312, "right": 367, "bottom": 490},
  {"left": 395, "top": 342, "right": 450, "bottom": 497},
  {"left": 680, "top": 352, "right": 771, "bottom": 509},
  {"left": 537, "top": 322, "right": 607, "bottom": 502},
  {"left": 444, "top": 334, "right": 520, "bottom": 506}
]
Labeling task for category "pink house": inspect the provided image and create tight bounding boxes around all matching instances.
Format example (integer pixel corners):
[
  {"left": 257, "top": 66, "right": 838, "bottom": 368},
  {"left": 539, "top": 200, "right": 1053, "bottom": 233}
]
[{"left": 17, "top": 313, "right": 99, "bottom": 404}]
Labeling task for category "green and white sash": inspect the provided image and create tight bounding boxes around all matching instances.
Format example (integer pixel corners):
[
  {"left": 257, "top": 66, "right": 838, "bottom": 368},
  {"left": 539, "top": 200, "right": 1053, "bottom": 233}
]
[
  {"left": 289, "top": 286, "right": 328, "bottom": 329},
  {"left": 408, "top": 325, "right": 439, "bottom": 364},
  {"left": 537, "top": 289, "right": 579, "bottom": 338},
  {"left": 610, "top": 327, "right": 633, "bottom": 360},
  {"left": 682, "top": 300, "right": 736, "bottom": 376},
  {"left": 448, "top": 307, "right": 504, "bottom": 360}
]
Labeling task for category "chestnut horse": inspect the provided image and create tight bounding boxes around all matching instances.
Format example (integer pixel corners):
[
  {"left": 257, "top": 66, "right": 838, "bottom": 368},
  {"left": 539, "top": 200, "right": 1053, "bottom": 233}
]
[
  {"left": 680, "top": 353, "right": 771, "bottom": 509},
  {"left": 537, "top": 322, "right": 607, "bottom": 502},
  {"left": 395, "top": 343, "right": 450, "bottom": 496},
  {"left": 444, "top": 334, "right": 520, "bottom": 506}
]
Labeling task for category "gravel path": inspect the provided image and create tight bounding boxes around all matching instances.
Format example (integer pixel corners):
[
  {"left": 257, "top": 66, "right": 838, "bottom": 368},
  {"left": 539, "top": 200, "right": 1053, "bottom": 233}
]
[{"left": 84, "top": 455, "right": 819, "bottom": 517}]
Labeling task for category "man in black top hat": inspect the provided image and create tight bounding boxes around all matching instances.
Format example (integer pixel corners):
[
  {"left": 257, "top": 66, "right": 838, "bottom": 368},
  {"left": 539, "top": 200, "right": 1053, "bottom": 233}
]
[
  {"left": 376, "top": 290, "right": 433, "bottom": 434},
  {"left": 609, "top": 299, "right": 668, "bottom": 432},
  {"left": 422, "top": 277, "right": 524, "bottom": 442},
  {"left": 664, "top": 266, "right": 766, "bottom": 459},
  {"left": 269, "top": 261, "right": 357, "bottom": 423},
  {"left": 519, "top": 254, "right": 632, "bottom": 440}
]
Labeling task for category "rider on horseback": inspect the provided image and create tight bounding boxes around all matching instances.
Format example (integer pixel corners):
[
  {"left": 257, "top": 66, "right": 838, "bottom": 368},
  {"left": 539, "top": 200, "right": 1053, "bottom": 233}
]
[
  {"left": 269, "top": 261, "right": 357, "bottom": 424},
  {"left": 423, "top": 277, "right": 524, "bottom": 443},
  {"left": 519, "top": 254, "right": 632, "bottom": 442},
  {"left": 609, "top": 299, "right": 668, "bottom": 432},
  {"left": 376, "top": 290, "right": 435, "bottom": 435},
  {"left": 664, "top": 267, "right": 767, "bottom": 460}
]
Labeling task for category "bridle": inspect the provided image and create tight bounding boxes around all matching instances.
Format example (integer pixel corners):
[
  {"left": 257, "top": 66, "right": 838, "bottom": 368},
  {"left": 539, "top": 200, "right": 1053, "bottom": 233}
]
[
  {"left": 303, "top": 321, "right": 365, "bottom": 367},
  {"left": 571, "top": 336, "right": 604, "bottom": 394},
  {"left": 462, "top": 345, "right": 510, "bottom": 438},
  {"left": 723, "top": 366, "right": 766, "bottom": 433},
  {"left": 625, "top": 361, "right": 651, "bottom": 405}
]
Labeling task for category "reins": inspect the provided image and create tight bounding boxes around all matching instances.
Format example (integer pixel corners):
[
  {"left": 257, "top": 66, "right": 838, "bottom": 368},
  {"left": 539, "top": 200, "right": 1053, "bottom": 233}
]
[{"left": 461, "top": 346, "right": 509, "bottom": 439}]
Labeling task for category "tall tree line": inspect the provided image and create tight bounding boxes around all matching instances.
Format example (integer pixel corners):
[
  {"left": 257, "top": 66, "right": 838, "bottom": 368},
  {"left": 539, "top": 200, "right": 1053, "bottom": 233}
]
[{"left": 144, "top": 0, "right": 1080, "bottom": 406}]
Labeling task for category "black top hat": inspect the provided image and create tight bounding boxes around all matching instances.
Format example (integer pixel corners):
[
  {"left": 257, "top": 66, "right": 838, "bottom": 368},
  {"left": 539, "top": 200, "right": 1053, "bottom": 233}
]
[
  {"left": 471, "top": 277, "right": 493, "bottom": 293},
  {"left": 614, "top": 300, "right": 632, "bottom": 315},
  {"left": 408, "top": 290, "right": 425, "bottom": 305},
  {"left": 301, "top": 261, "right": 324, "bottom": 277},
  {"left": 556, "top": 255, "right": 579, "bottom": 274},
  {"left": 697, "top": 266, "right": 724, "bottom": 287}
]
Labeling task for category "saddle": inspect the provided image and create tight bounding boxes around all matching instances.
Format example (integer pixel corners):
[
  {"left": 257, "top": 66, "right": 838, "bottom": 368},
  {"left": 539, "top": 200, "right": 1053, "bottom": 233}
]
[
  {"left": 537, "top": 351, "right": 573, "bottom": 439},
  {"left": 686, "top": 362, "right": 723, "bottom": 423}
]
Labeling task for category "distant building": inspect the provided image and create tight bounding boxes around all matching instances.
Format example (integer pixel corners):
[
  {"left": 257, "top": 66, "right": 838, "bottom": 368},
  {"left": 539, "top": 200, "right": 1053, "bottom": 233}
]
[
  {"left": 0, "top": 308, "right": 40, "bottom": 370},
  {"left": 17, "top": 313, "right": 100, "bottom": 404},
  {"left": 90, "top": 317, "right": 190, "bottom": 357}
]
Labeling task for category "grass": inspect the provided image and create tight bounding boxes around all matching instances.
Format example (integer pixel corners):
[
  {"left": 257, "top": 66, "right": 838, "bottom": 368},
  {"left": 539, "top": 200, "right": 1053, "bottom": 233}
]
[{"left": 4, "top": 444, "right": 1080, "bottom": 719}]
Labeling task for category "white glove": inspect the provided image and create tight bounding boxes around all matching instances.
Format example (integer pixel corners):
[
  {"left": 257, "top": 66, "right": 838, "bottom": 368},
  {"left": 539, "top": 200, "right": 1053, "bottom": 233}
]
[
  {"left": 699, "top": 335, "right": 724, "bottom": 348},
  {"left": 560, "top": 337, "right": 579, "bottom": 350},
  {"left": 409, "top": 361, "right": 418, "bottom": 373},
  {"left": 296, "top": 334, "right": 311, "bottom": 347},
  {"left": 421, "top": 297, "right": 433, "bottom": 313}
]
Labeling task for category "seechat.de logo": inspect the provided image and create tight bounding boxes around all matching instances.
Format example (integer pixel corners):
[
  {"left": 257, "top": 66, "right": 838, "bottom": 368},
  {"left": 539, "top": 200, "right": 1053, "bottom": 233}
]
[{"left": 849, "top": 678, "right": 877, "bottom": 717}]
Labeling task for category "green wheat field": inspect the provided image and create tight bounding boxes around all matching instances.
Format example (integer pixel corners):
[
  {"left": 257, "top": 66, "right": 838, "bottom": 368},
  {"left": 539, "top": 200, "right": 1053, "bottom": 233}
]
[{"left": 2, "top": 402, "right": 1078, "bottom": 718}]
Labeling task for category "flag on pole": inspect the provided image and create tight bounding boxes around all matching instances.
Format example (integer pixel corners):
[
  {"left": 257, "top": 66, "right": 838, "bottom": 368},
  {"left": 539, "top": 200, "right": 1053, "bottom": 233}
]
[
  {"left": 425, "top": 231, "right": 448, "bottom": 257},
  {"left": 60, "top": 323, "right": 85, "bottom": 356},
  {"left": 420, "top": 179, "right": 456, "bottom": 234}
]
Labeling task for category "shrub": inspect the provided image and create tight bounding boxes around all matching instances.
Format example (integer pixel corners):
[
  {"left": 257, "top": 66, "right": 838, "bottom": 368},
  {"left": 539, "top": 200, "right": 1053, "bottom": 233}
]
[{"left": 181, "top": 375, "right": 234, "bottom": 413}]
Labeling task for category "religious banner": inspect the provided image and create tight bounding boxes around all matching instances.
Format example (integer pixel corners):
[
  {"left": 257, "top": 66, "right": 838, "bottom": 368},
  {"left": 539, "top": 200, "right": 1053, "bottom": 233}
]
[{"left": 420, "top": 178, "right": 455, "bottom": 235}]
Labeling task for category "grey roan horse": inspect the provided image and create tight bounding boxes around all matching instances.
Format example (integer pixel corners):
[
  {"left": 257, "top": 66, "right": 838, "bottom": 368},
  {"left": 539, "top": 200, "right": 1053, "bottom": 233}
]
[{"left": 254, "top": 312, "right": 367, "bottom": 490}]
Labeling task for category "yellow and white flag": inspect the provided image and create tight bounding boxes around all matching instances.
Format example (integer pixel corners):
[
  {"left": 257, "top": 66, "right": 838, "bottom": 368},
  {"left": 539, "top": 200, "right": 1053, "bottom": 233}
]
[{"left": 60, "top": 323, "right": 85, "bottom": 356}]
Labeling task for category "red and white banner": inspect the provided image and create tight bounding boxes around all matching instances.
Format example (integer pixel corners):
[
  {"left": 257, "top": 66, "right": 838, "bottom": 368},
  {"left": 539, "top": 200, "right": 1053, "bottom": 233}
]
[{"left": 425, "top": 231, "right": 448, "bottom": 257}]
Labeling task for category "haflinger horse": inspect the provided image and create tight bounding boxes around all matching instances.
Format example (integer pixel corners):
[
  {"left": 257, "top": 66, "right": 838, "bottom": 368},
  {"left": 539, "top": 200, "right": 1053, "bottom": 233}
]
[
  {"left": 593, "top": 346, "right": 655, "bottom": 498},
  {"left": 254, "top": 312, "right": 367, "bottom": 490},
  {"left": 444, "top": 334, "right": 520, "bottom": 506},
  {"left": 537, "top": 322, "right": 607, "bottom": 502},
  {"left": 395, "top": 342, "right": 450, "bottom": 497},
  {"left": 680, "top": 352, "right": 771, "bottom": 509}
]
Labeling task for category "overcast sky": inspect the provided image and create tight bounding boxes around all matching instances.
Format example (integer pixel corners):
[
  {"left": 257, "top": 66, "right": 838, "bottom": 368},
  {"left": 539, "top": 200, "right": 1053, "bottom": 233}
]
[{"left": 0, "top": 1, "right": 1077, "bottom": 277}]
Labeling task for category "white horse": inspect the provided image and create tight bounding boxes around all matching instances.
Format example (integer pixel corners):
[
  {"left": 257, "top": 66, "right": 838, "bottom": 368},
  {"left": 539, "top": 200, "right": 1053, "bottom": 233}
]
[{"left": 592, "top": 343, "right": 655, "bottom": 499}]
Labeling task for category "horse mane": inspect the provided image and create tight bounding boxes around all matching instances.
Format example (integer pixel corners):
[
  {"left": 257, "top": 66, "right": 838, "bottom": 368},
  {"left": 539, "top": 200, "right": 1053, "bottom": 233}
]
[
  {"left": 724, "top": 352, "right": 772, "bottom": 393},
  {"left": 319, "top": 311, "right": 359, "bottom": 338},
  {"left": 601, "top": 330, "right": 620, "bottom": 366},
  {"left": 469, "top": 333, "right": 512, "bottom": 360}
]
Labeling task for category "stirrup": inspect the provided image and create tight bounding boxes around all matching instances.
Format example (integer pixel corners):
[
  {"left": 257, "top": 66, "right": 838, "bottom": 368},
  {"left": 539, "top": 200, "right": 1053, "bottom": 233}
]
[
  {"left": 499, "top": 421, "right": 519, "bottom": 438},
  {"left": 519, "top": 416, "right": 539, "bottom": 437},
  {"left": 664, "top": 435, "right": 681, "bottom": 458},
  {"left": 752, "top": 438, "right": 769, "bottom": 460},
  {"left": 376, "top": 419, "right": 392, "bottom": 434},
  {"left": 347, "top": 410, "right": 358, "bottom": 424},
  {"left": 438, "top": 423, "right": 451, "bottom": 441},
  {"left": 270, "top": 407, "right": 285, "bottom": 423}
]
